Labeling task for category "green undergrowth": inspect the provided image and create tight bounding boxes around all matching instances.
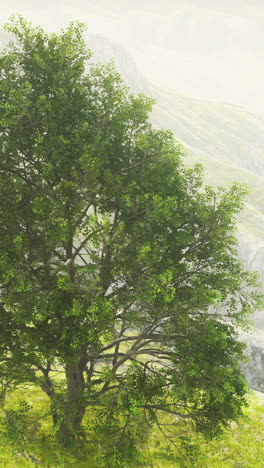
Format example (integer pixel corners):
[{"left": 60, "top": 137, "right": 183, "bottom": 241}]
[{"left": 0, "top": 387, "right": 264, "bottom": 467}]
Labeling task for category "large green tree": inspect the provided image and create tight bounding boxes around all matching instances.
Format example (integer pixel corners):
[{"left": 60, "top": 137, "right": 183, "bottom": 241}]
[{"left": 0, "top": 16, "right": 262, "bottom": 451}]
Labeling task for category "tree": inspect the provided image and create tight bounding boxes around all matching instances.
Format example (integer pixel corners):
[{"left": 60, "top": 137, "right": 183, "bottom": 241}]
[{"left": 0, "top": 16, "right": 262, "bottom": 453}]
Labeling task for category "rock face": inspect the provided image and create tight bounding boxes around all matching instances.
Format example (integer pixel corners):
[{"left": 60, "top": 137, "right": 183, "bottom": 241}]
[
  {"left": 1, "top": 30, "right": 264, "bottom": 389},
  {"left": 241, "top": 330, "right": 264, "bottom": 392}
]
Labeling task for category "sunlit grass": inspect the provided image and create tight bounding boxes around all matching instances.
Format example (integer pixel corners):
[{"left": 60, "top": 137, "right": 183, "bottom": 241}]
[
  {"left": 0, "top": 387, "right": 264, "bottom": 467},
  {"left": 142, "top": 392, "right": 264, "bottom": 468}
]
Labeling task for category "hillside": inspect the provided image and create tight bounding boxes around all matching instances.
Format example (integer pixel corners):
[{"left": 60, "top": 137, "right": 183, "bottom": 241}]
[
  {"left": 88, "top": 34, "right": 264, "bottom": 391},
  {"left": 90, "top": 33, "right": 264, "bottom": 295}
]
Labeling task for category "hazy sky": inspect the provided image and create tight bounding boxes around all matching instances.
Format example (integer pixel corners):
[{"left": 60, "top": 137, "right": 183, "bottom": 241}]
[{"left": 2, "top": 0, "right": 264, "bottom": 115}]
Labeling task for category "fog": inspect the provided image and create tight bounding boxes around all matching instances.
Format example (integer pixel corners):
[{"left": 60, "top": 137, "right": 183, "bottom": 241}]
[{"left": 2, "top": 0, "right": 264, "bottom": 115}]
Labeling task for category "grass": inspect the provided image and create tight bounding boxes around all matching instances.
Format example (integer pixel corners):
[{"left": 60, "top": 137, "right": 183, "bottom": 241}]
[
  {"left": 139, "top": 392, "right": 264, "bottom": 468},
  {"left": 0, "top": 387, "right": 264, "bottom": 467}
]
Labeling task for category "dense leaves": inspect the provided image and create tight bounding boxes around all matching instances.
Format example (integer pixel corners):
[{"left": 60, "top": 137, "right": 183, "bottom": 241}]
[{"left": 0, "top": 16, "right": 262, "bottom": 452}]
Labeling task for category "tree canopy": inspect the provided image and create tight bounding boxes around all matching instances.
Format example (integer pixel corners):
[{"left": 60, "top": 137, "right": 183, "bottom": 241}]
[{"left": 0, "top": 16, "right": 262, "bottom": 459}]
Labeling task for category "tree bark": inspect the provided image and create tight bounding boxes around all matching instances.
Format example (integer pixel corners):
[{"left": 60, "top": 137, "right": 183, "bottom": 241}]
[{"left": 57, "top": 361, "right": 86, "bottom": 446}]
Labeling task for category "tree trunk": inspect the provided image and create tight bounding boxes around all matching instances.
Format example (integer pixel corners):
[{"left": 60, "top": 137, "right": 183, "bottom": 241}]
[{"left": 57, "top": 361, "right": 86, "bottom": 446}]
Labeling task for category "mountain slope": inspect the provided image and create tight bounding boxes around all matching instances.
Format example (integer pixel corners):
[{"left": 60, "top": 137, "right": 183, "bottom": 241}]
[{"left": 89, "top": 34, "right": 264, "bottom": 307}]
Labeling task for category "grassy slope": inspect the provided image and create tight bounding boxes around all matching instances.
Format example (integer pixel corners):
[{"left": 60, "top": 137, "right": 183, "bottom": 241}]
[
  {"left": 150, "top": 86, "right": 264, "bottom": 292},
  {"left": 1, "top": 388, "right": 264, "bottom": 467},
  {"left": 151, "top": 86, "right": 264, "bottom": 216}
]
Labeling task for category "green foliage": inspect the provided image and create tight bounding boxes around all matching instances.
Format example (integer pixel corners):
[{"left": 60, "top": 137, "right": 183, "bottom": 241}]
[
  {"left": 2, "top": 401, "right": 32, "bottom": 440},
  {"left": 0, "top": 14, "right": 263, "bottom": 453}
]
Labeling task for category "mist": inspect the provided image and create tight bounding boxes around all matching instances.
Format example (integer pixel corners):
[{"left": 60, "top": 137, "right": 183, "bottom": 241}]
[{"left": 2, "top": 0, "right": 264, "bottom": 114}]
